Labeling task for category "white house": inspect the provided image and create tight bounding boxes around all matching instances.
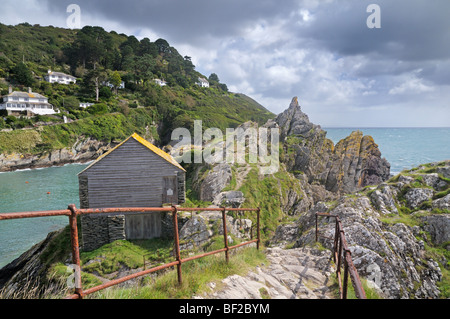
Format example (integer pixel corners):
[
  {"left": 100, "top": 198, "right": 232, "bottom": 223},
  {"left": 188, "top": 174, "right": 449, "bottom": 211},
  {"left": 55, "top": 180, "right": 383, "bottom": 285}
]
[
  {"left": 153, "top": 78, "right": 167, "bottom": 86},
  {"left": 103, "top": 81, "right": 125, "bottom": 89},
  {"left": 45, "top": 70, "right": 77, "bottom": 85},
  {"left": 79, "top": 102, "right": 95, "bottom": 108},
  {"left": 0, "top": 87, "right": 58, "bottom": 116},
  {"left": 196, "top": 77, "right": 209, "bottom": 88}
]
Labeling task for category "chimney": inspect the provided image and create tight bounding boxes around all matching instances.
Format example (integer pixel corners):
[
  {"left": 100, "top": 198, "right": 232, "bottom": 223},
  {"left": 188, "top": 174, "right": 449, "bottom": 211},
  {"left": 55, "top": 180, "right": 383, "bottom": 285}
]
[
  {"left": 28, "top": 87, "right": 32, "bottom": 93},
  {"left": 9, "top": 86, "right": 12, "bottom": 94}
]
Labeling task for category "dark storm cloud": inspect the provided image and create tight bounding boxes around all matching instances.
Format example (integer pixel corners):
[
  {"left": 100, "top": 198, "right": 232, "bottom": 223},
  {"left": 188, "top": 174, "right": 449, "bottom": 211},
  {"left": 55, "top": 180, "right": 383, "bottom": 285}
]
[
  {"left": 301, "top": 0, "right": 450, "bottom": 62},
  {"left": 45, "top": 0, "right": 301, "bottom": 44},
  {"left": 1, "top": 0, "right": 449, "bottom": 126}
]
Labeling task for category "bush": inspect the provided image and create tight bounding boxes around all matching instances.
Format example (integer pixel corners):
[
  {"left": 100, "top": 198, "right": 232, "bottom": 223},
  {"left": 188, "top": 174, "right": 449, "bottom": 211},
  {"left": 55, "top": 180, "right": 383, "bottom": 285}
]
[
  {"left": 86, "top": 103, "right": 109, "bottom": 115},
  {"left": 99, "top": 86, "right": 112, "bottom": 99}
]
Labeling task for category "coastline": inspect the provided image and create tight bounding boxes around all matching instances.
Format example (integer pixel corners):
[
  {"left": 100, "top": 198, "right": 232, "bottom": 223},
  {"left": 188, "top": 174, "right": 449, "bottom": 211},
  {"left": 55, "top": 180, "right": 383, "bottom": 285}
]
[{"left": 0, "top": 138, "right": 112, "bottom": 173}]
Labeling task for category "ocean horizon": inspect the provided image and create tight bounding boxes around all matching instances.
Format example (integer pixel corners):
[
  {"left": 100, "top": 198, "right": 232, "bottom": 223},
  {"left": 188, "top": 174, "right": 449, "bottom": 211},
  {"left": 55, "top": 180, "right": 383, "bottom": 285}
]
[{"left": 324, "top": 127, "right": 450, "bottom": 175}]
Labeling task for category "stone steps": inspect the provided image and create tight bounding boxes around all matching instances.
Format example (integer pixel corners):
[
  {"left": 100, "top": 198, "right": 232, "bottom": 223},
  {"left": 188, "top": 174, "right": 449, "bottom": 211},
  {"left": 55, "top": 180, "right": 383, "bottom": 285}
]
[{"left": 196, "top": 247, "right": 336, "bottom": 299}]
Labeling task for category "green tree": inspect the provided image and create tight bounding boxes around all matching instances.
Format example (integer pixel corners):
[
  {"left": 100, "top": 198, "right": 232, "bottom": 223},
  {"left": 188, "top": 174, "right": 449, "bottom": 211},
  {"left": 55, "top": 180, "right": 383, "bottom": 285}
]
[
  {"left": 61, "top": 96, "right": 80, "bottom": 111},
  {"left": 12, "top": 62, "right": 34, "bottom": 86},
  {"left": 86, "top": 103, "right": 109, "bottom": 115},
  {"left": 135, "top": 54, "right": 155, "bottom": 85},
  {"left": 109, "top": 70, "right": 122, "bottom": 94},
  {"left": 66, "top": 26, "right": 113, "bottom": 70},
  {"left": 82, "top": 67, "right": 107, "bottom": 102}
]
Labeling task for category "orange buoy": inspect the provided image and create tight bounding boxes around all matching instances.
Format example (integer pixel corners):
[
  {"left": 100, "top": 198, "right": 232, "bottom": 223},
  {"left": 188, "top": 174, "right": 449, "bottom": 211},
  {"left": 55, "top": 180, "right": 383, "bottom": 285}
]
[
  {"left": 47, "top": 192, "right": 51, "bottom": 194},
  {"left": 25, "top": 181, "right": 29, "bottom": 184}
]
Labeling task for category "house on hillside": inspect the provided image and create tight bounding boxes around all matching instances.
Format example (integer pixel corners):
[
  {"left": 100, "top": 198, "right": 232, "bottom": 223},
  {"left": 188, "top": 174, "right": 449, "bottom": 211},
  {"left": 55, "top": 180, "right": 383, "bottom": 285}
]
[
  {"left": 0, "top": 87, "right": 57, "bottom": 116},
  {"left": 78, "top": 133, "right": 186, "bottom": 251},
  {"left": 196, "top": 77, "right": 209, "bottom": 88},
  {"left": 102, "top": 80, "right": 125, "bottom": 89},
  {"left": 44, "top": 70, "right": 77, "bottom": 85},
  {"left": 79, "top": 102, "right": 95, "bottom": 108},
  {"left": 153, "top": 78, "right": 167, "bottom": 86}
]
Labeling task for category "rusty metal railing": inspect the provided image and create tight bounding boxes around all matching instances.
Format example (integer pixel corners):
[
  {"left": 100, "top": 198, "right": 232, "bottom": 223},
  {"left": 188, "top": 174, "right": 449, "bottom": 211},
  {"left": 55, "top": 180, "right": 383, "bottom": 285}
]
[
  {"left": 0, "top": 205, "right": 261, "bottom": 299},
  {"left": 315, "top": 213, "right": 366, "bottom": 299}
]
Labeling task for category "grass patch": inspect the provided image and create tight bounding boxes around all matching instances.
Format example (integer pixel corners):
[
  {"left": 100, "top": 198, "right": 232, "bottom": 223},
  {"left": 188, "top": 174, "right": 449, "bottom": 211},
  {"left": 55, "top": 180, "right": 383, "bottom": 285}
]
[
  {"left": 423, "top": 243, "right": 450, "bottom": 299},
  {"left": 85, "top": 246, "right": 267, "bottom": 299},
  {"left": 80, "top": 238, "right": 174, "bottom": 277},
  {"left": 379, "top": 211, "right": 422, "bottom": 227}
]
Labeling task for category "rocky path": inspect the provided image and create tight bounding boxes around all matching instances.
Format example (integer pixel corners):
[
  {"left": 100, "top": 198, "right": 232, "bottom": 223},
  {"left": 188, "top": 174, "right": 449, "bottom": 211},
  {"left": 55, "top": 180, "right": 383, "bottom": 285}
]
[{"left": 197, "top": 247, "right": 337, "bottom": 299}]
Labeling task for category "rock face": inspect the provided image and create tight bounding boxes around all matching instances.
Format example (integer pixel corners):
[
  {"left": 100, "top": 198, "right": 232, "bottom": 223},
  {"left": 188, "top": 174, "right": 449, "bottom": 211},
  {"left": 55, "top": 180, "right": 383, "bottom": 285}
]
[
  {"left": 178, "top": 209, "right": 253, "bottom": 250},
  {"left": 0, "top": 230, "right": 67, "bottom": 298},
  {"left": 274, "top": 97, "right": 390, "bottom": 194},
  {"left": 272, "top": 160, "right": 450, "bottom": 299},
  {"left": 0, "top": 137, "right": 112, "bottom": 172},
  {"left": 197, "top": 247, "right": 335, "bottom": 299},
  {"left": 421, "top": 214, "right": 450, "bottom": 245},
  {"left": 199, "top": 164, "right": 232, "bottom": 202}
]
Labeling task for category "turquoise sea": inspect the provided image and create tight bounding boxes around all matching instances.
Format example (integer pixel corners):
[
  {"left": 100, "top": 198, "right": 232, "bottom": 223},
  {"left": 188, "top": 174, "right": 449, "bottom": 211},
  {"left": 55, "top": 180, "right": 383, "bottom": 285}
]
[
  {"left": 0, "top": 127, "right": 449, "bottom": 267},
  {"left": 324, "top": 127, "right": 450, "bottom": 175}
]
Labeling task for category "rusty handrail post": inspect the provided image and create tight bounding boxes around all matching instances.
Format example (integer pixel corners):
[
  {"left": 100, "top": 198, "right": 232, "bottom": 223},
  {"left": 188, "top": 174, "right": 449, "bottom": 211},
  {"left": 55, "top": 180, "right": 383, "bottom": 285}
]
[
  {"left": 68, "top": 204, "right": 83, "bottom": 299},
  {"left": 172, "top": 205, "right": 182, "bottom": 285},
  {"left": 315, "top": 213, "right": 367, "bottom": 299},
  {"left": 333, "top": 220, "right": 339, "bottom": 262},
  {"left": 315, "top": 213, "right": 318, "bottom": 242},
  {"left": 221, "top": 207, "right": 230, "bottom": 263},
  {"left": 342, "top": 250, "right": 350, "bottom": 299},
  {"left": 256, "top": 207, "right": 261, "bottom": 250}
]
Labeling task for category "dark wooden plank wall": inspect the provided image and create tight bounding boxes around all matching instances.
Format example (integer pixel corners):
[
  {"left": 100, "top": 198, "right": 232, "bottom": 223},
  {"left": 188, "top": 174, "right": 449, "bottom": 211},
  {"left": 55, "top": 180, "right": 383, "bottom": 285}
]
[
  {"left": 79, "top": 138, "right": 184, "bottom": 240},
  {"left": 79, "top": 138, "right": 183, "bottom": 208}
]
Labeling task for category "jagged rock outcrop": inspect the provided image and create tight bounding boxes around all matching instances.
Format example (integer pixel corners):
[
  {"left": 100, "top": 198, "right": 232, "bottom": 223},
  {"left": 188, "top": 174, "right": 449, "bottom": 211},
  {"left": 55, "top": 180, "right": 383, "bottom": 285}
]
[
  {"left": 273, "top": 97, "right": 390, "bottom": 194},
  {"left": 271, "top": 160, "right": 450, "bottom": 299}
]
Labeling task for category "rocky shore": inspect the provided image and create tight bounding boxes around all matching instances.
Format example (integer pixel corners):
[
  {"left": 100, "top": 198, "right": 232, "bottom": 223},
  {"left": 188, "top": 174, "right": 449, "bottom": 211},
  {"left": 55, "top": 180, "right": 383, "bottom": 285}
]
[{"left": 0, "top": 137, "right": 113, "bottom": 172}]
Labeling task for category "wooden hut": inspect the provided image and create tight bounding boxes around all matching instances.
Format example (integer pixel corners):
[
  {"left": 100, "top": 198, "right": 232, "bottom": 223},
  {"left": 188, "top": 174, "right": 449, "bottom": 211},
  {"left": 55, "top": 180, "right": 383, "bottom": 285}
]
[{"left": 78, "top": 133, "right": 186, "bottom": 251}]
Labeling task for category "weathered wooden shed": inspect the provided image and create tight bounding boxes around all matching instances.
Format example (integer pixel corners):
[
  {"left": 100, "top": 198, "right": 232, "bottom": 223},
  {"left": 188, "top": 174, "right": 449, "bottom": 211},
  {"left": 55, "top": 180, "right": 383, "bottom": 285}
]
[{"left": 78, "top": 133, "right": 186, "bottom": 251}]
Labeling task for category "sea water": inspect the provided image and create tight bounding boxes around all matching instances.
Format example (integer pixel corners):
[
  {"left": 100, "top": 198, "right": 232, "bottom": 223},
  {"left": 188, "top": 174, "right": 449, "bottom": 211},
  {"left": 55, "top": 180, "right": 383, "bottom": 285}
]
[
  {"left": 0, "top": 164, "right": 88, "bottom": 268},
  {"left": 324, "top": 127, "right": 450, "bottom": 175},
  {"left": 0, "top": 128, "right": 449, "bottom": 267}
]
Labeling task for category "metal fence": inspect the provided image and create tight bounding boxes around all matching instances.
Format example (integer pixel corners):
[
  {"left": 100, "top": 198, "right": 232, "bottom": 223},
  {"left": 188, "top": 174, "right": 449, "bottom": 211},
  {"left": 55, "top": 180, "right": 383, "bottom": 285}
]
[
  {"left": 315, "top": 212, "right": 366, "bottom": 299},
  {"left": 0, "top": 205, "right": 260, "bottom": 299}
]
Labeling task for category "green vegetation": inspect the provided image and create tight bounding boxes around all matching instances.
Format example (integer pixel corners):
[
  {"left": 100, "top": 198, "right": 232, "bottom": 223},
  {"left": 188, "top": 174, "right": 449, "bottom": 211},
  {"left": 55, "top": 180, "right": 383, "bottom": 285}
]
[
  {"left": 238, "top": 165, "right": 304, "bottom": 241},
  {"left": 80, "top": 239, "right": 174, "bottom": 277},
  {"left": 87, "top": 246, "right": 266, "bottom": 299},
  {"left": 41, "top": 233, "right": 266, "bottom": 299},
  {"left": 0, "top": 22, "right": 273, "bottom": 150}
]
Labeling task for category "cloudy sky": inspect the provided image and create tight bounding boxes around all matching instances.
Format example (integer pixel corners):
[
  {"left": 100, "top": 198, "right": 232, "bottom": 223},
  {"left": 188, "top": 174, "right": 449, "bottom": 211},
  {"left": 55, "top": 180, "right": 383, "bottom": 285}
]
[{"left": 1, "top": 0, "right": 449, "bottom": 127}]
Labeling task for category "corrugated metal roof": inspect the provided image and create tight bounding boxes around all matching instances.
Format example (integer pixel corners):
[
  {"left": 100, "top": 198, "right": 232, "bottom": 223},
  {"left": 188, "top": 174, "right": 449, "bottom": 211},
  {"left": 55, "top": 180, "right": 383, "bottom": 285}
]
[{"left": 78, "top": 133, "right": 186, "bottom": 175}]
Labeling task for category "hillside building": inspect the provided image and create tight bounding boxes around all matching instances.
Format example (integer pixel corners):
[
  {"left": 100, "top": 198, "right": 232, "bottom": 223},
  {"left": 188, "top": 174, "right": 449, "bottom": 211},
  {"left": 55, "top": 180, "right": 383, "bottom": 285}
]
[
  {"left": 153, "top": 78, "right": 167, "bottom": 86},
  {"left": 196, "top": 77, "right": 210, "bottom": 88},
  {"left": 78, "top": 133, "right": 186, "bottom": 251},
  {"left": 44, "top": 70, "right": 77, "bottom": 85},
  {"left": 0, "top": 87, "right": 57, "bottom": 116}
]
